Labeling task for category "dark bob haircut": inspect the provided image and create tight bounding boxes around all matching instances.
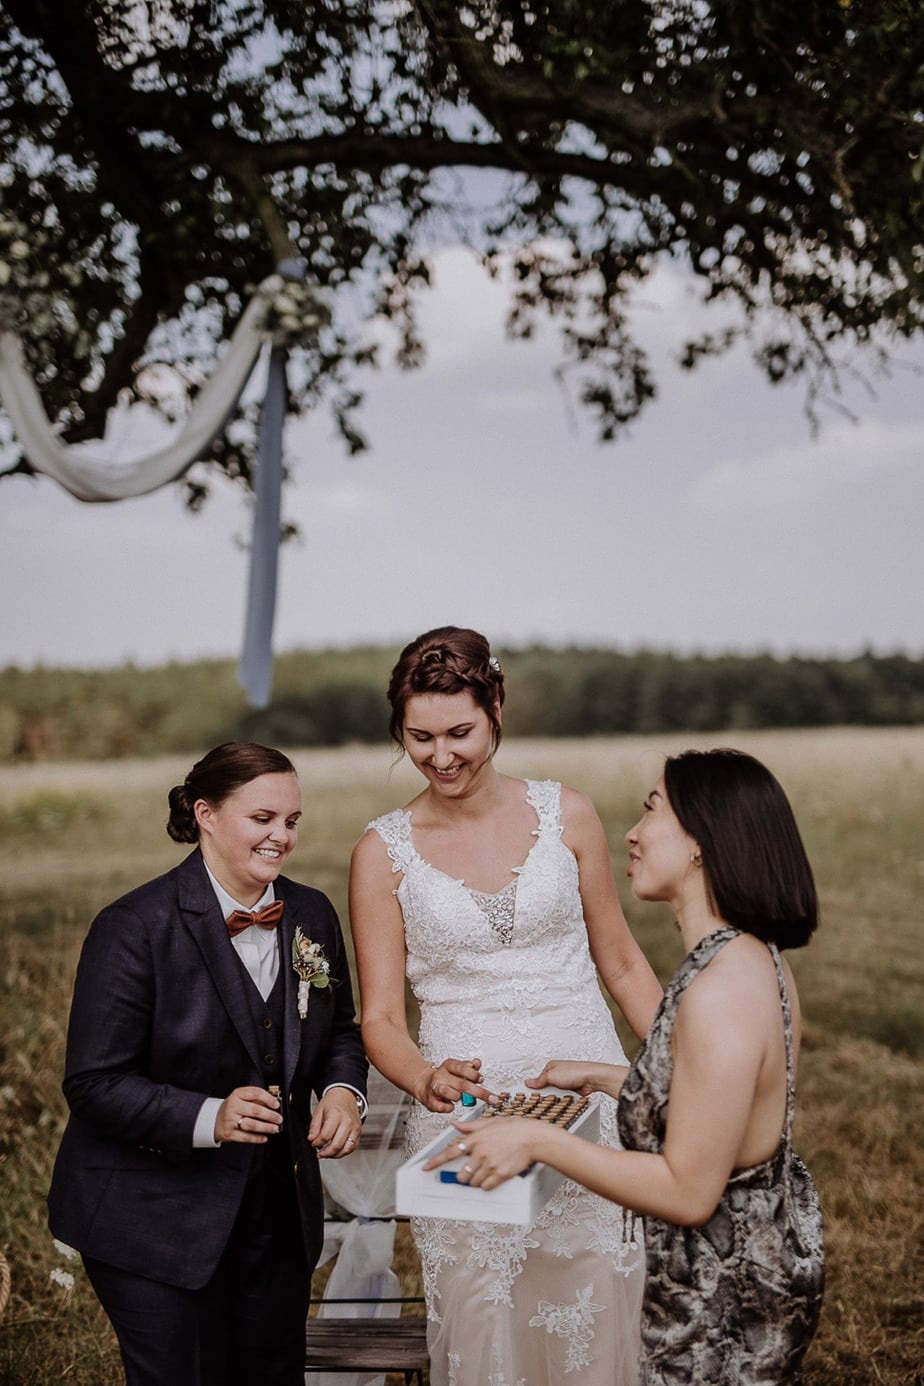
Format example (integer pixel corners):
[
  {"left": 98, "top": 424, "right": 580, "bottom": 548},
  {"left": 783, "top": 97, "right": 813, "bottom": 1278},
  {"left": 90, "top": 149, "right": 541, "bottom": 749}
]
[
  {"left": 664, "top": 748, "right": 818, "bottom": 950},
  {"left": 167, "top": 742, "right": 297, "bottom": 844},
  {"left": 386, "top": 626, "right": 505, "bottom": 751}
]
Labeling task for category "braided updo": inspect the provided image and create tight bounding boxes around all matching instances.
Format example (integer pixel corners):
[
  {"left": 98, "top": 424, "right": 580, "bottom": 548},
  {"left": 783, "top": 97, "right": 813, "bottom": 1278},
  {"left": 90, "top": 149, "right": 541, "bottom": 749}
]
[
  {"left": 386, "top": 626, "right": 505, "bottom": 750},
  {"left": 166, "top": 742, "right": 297, "bottom": 843}
]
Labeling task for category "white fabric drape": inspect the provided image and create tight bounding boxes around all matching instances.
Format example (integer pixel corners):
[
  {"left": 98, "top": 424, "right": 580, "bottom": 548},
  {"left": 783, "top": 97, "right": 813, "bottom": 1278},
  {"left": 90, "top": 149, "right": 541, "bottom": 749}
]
[
  {"left": 0, "top": 284, "right": 274, "bottom": 501},
  {"left": 308, "top": 1073, "right": 412, "bottom": 1386}
]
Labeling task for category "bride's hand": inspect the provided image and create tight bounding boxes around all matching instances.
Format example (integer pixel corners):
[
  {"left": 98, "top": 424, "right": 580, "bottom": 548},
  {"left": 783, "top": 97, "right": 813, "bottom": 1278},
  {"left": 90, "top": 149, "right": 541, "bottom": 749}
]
[
  {"left": 414, "top": 1058, "right": 500, "bottom": 1113},
  {"left": 526, "top": 1059, "right": 628, "bottom": 1098}
]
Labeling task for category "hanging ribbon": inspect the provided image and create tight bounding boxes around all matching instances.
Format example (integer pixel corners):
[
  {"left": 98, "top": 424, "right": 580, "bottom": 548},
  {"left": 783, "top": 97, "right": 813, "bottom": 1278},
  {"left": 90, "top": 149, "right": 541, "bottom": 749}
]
[
  {"left": 238, "top": 342, "right": 286, "bottom": 707},
  {"left": 237, "top": 256, "right": 308, "bottom": 708}
]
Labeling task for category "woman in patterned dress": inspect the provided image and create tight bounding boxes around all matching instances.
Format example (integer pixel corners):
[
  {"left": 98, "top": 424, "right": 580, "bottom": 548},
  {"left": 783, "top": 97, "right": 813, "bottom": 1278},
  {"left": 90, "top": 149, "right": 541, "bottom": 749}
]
[
  {"left": 430, "top": 748, "right": 825, "bottom": 1385},
  {"left": 349, "top": 626, "right": 663, "bottom": 1385}
]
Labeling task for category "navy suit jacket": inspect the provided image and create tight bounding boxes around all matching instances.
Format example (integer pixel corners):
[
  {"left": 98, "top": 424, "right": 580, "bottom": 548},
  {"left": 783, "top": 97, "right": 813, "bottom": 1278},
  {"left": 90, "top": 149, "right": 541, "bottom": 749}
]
[{"left": 47, "top": 849, "right": 367, "bottom": 1289}]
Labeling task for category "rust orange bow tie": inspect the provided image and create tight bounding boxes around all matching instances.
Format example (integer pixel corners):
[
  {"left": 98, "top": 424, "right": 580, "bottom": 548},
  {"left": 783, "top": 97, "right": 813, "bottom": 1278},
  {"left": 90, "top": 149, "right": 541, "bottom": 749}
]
[{"left": 225, "top": 899, "right": 285, "bottom": 938}]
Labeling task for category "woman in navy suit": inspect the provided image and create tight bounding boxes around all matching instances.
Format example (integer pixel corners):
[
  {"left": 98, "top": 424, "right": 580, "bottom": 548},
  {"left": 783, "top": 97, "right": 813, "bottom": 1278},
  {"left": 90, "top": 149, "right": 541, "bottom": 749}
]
[{"left": 48, "top": 742, "right": 368, "bottom": 1386}]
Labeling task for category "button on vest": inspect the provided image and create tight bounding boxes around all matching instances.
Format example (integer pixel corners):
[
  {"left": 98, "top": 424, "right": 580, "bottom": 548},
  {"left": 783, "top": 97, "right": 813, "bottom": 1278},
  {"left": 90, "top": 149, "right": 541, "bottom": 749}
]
[{"left": 239, "top": 964, "right": 290, "bottom": 1181}]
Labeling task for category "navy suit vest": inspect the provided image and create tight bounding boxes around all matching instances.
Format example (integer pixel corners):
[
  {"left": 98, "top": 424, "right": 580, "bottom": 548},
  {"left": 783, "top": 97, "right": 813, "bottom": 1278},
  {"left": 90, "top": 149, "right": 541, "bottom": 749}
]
[{"left": 239, "top": 961, "right": 291, "bottom": 1182}]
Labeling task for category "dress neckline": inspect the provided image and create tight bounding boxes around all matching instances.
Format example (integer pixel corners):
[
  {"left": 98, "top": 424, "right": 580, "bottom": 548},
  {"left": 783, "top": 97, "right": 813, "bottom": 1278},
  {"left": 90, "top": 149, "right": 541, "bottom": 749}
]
[{"left": 403, "top": 778, "right": 543, "bottom": 897}]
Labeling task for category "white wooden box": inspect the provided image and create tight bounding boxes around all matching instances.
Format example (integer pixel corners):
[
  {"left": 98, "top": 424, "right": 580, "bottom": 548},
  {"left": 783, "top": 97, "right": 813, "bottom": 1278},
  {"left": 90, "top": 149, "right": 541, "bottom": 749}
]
[{"left": 394, "top": 1089, "right": 600, "bottom": 1225}]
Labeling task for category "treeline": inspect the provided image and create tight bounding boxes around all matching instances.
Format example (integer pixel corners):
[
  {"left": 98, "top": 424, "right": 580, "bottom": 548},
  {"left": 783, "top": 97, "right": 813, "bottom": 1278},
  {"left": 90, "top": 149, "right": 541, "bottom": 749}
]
[{"left": 1, "top": 645, "right": 922, "bottom": 762}]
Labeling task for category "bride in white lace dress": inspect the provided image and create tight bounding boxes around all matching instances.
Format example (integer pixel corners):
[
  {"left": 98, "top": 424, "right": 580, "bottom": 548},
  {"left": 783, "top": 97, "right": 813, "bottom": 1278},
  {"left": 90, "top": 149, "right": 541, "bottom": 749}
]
[{"left": 349, "top": 627, "right": 662, "bottom": 1385}]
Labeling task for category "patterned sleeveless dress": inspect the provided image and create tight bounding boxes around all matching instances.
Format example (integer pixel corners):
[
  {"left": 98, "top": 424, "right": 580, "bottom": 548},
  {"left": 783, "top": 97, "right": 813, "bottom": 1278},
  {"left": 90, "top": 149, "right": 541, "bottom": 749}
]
[
  {"left": 369, "top": 780, "right": 644, "bottom": 1386},
  {"left": 617, "top": 927, "right": 825, "bottom": 1385}
]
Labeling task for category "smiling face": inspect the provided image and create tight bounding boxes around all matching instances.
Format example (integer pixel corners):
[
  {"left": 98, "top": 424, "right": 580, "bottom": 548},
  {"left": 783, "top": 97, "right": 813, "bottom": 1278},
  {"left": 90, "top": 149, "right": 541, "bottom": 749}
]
[
  {"left": 194, "top": 771, "right": 301, "bottom": 905},
  {"left": 625, "top": 777, "right": 701, "bottom": 907},
  {"left": 402, "top": 690, "right": 498, "bottom": 797}
]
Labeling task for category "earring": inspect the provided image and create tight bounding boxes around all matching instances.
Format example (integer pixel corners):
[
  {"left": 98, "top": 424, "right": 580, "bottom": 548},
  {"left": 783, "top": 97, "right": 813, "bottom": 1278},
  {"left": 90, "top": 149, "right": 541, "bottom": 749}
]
[{"left": 690, "top": 853, "right": 701, "bottom": 866}]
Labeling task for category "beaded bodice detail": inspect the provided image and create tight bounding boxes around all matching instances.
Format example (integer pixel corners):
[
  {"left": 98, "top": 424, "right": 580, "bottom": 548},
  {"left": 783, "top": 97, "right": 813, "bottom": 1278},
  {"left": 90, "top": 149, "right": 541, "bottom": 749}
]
[{"left": 467, "top": 878, "right": 518, "bottom": 945}]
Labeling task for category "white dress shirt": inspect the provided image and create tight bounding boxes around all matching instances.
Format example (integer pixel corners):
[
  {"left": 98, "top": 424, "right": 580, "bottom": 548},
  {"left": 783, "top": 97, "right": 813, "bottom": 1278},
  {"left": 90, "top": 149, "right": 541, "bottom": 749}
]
[
  {"left": 208, "top": 868, "right": 280, "bottom": 1000},
  {"left": 192, "top": 865, "right": 365, "bottom": 1146}
]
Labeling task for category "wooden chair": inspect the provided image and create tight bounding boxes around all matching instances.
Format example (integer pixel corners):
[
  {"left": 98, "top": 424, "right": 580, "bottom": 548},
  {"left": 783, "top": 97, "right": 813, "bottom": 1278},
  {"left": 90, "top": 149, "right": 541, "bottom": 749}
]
[
  {"left": 307, "top": 1071, "right": 428, "bottom": 1382},
  {"left": 305, "top": 1298, "right": 428, "bottom": 1383}
]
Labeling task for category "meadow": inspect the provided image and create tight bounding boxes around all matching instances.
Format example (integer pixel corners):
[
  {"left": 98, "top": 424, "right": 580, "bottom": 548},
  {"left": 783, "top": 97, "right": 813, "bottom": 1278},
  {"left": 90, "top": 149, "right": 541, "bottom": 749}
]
[{"left": 0, "top": 728, "right": 921, "bottom": 1383}]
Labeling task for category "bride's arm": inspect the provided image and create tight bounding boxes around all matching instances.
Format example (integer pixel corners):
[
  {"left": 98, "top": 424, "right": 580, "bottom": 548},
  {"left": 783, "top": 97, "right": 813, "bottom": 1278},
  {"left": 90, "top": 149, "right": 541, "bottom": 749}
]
[
  {"left": 349, "top": 830, "right": 492, "bottom": 1113},
  {"left": 561, "top": 787, "right": 662, "bottom": 1040}
]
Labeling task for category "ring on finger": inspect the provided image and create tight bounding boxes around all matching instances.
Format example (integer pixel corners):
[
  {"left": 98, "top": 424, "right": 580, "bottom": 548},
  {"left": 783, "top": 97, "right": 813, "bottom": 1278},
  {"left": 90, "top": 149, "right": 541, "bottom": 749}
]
[
  {"left": 456, "top": 1139, "right": 468, "bottom": 1153},
  {"left": 462, "top": 1163, "right": 474, "bottom": 1175},
  {"left": 236, "top": 1117, "right": 243, "bottom": 1130}
]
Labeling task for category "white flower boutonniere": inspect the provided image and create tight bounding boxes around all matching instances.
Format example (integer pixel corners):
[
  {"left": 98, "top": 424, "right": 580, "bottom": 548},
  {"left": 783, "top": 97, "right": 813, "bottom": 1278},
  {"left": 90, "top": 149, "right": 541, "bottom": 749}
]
[{"left": 292, "top": 927, "right": 333, "bottom": 1020}]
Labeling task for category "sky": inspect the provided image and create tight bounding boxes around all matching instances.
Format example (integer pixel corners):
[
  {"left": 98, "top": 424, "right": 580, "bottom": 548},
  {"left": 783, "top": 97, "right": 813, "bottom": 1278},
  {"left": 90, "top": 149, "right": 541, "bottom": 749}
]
[{"left": 2, "top": 247, "right": 923, "bottom": 675}]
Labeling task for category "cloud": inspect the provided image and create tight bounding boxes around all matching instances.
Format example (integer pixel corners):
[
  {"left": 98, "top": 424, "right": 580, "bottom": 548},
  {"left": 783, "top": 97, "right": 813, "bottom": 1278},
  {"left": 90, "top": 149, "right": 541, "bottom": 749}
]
[
  {"left": 306, "top": 479, "right": 382, "bottom": 516},
  {"left": 692, "top": 416, "right": 924, "bottom": 515}
]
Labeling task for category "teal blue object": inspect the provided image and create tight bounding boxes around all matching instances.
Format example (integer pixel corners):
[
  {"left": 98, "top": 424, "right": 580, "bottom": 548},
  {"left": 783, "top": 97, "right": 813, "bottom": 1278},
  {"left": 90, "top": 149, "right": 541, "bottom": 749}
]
[{"left": 461, "top": 1093, "right": 477, "bottom": 1107}]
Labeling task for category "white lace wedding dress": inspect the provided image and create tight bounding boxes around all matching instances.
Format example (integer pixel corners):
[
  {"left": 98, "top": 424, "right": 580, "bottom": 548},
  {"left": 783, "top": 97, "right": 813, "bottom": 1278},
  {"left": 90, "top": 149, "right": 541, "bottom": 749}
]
[{"left": 369, "top": 779, "right": 644, "bottom": 1385}]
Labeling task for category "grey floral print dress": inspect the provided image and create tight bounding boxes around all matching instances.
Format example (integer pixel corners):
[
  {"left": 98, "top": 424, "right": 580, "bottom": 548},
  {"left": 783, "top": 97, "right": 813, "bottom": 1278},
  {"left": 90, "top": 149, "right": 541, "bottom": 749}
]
[{"left": 617, "top": 927, "right": 825, "bottom": 1385}]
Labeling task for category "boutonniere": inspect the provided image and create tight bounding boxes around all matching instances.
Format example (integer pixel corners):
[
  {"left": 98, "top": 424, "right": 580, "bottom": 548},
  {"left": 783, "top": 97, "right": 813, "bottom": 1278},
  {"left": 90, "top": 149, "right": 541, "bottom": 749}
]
[{"left": 292, "top": 927, "right": 333, "bottom": 1019}]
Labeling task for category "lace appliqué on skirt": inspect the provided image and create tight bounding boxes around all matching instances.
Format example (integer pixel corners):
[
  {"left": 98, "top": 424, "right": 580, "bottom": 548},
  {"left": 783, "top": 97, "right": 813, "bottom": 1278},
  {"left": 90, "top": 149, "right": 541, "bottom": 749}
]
[{"left": 529, "top": 1283, "right": 607, "bottom": 1374}]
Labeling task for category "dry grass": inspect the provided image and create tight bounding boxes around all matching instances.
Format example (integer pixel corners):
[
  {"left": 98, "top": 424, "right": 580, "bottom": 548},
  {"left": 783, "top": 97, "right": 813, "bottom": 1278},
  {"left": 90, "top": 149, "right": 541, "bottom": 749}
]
[{"left": 1, "top": 729, "right": 922, "bottom": 1383}]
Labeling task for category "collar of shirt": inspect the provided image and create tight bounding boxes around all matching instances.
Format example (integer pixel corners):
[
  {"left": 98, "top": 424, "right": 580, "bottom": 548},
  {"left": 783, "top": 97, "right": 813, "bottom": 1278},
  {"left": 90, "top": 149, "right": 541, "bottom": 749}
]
[
  {"left": 203, "top": 863, "right": 278, "bottom": 976},
  {"left": 203, "top": 861, "right": 275, "bottom": 921}
]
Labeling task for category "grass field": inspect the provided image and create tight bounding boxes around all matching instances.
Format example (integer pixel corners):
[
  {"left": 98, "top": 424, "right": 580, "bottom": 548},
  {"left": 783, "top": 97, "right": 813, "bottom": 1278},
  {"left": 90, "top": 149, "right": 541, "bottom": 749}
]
[{"left": 1, "top": 728, "right": 922, "bottom": 1383}]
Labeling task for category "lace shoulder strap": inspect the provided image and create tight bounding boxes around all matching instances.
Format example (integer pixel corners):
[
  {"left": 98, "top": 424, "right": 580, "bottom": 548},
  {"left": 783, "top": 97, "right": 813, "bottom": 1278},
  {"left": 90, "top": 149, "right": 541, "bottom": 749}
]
[
  {"left": 768, "top": 943, "right": 797, "bottom": 1151},
  {"left": 367, "top": 808, "right": 416, "bottom": 875},
  {"left": 524, "top": 779, "right": 562, "bottom": 835}
]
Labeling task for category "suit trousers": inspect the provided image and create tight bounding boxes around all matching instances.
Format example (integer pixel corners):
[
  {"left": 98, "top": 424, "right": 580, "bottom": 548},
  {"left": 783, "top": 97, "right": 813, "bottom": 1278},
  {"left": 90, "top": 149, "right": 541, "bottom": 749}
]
[{"left": 84, "top": 1151, "right": 312, "bottom": 1386}]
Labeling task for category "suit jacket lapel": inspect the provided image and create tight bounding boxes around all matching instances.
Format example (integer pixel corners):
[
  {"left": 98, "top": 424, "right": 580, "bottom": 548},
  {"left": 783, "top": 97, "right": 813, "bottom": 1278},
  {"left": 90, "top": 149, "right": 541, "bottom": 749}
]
[
  {"left": 177, "top": 851, "right": 264, "bottom": 1071},
  {"left": 275, "top": 878, "right": 306, "bottom": 1095}
]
